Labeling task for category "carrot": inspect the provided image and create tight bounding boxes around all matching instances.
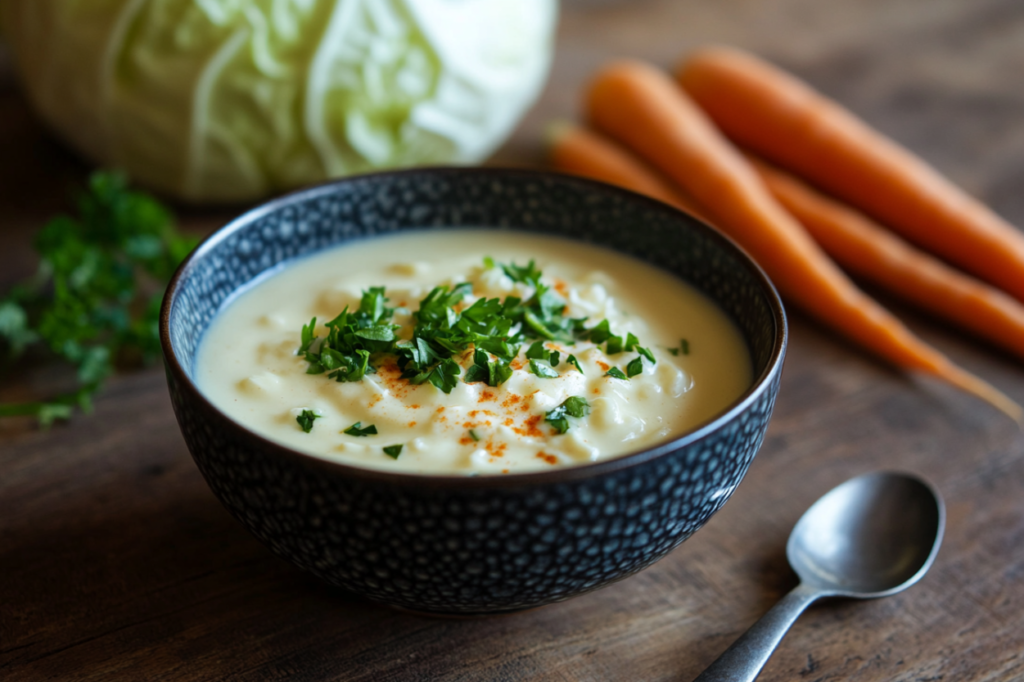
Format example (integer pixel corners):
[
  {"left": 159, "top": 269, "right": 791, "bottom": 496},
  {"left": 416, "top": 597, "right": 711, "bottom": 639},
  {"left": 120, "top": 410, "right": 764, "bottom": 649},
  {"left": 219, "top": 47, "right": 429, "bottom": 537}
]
[
  {"left": 584, "top": 59, "right": 1021, "bottom": 419},
  {"left": 749, "top": 155, "right": 1024, "bottom": 363},
  {"left": 548, "top": 123, "right": 1024, "bottom": 364},
  {"left": 676, "top": 45, "right": 1024, "bottom": 304},
  {"left": 546, "top": 122, "right": 711, "bottom": 222}
]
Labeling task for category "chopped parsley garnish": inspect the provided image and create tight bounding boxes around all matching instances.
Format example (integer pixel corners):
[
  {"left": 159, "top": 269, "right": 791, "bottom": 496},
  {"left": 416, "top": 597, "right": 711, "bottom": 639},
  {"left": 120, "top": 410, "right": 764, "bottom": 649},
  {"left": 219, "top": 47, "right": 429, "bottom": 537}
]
[
  {"left": 605, "top": 367, "right": 628, "bottom": 380},
  {"left": 528, "top": 359, "right": 559, "bottom": 378},
  {"left": 545, "top": 396, "right": 592, "bottom": 434},
  {"left": 626, "top": 356, "right": 645, "bottom": 378},
  {"left": 567, "top": 354, "right": 584, "bottom": 374},
  {"left": 297, "top": 258, "right": 654, "bottom": 399},
  {"left": 298, "top": 286, "right": 399, "bottom": 383},
  {"left": 468, "top": 429, "right": 480, "bottom": 442},
  {"left": 296, "top": 409, "right": 321, "bottom": 433},
  {"left": 383, "top": 444, "right": 404, "bottom": 459},
  {"left": 667, "top": 339, "right": 690, "bottom": 356},
  {"left": 464, "top": 348, "right": 513, "bottom": 387},
  {"left": 0, "top": 171, "right": 198, "bottom": 426},
  {"left": 500, "top": 259, "right": 543, "bottom": 286},
  {"left": 343, "top": 421, "right": 377, "bottom": 437}
]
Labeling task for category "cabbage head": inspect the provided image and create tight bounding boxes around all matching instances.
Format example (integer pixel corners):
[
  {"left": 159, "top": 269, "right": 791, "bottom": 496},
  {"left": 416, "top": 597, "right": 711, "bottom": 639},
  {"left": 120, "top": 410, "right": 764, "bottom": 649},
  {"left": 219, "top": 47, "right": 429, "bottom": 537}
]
[{"left": 0, "top": 0, "right": 557, "bottom": 203}]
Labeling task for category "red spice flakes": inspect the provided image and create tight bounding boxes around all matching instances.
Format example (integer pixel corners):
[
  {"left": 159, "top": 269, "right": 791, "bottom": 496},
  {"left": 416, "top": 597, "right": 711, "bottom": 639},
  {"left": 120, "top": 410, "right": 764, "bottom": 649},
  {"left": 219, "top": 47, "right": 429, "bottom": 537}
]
[
  {"left": 535, "top": 451, "right": 558, "bottom": 465},
  {"left": 553, "top": 279, "right": 569, "bottom": 296},
  {"left": 407, "top": 404, "right": 421, "bottom": 410},
  {"left": 376, "top": 362, "right": 413, "bottom": 398},
  {"left": 367, "top": 394, "right": 383, "bottom": 408},
  {"left": 513, "top": 415, "right": 544, "bottom": 438},
  {"left": 597, "top": 360, "right": 610, "bottom": 372},
  {"left": 501, "top": 393, "right": 522, "bottom": 410},
  {"left": 485, "top": 442, "right": 507, "bottom": 458},
  {"left": 407, "top": 421, "right": 417, "bottom": 427},
  {"left": 502, "top": 469, "right": 509, "bottom": 474},
  {"left": 436, "top": 406, "right": 445, "bottom": 413},
  {"left": 510, "top": 357, "right": 526, "bottom": 370},
  {"left": 479, "top": 391, "right": 496, "bottom": 403},
  {"left": 503, "top": 417, "right": 515, "bottom": 427},
  {"left": 458, "top": 436, "right": 474, "bottom": 446}
]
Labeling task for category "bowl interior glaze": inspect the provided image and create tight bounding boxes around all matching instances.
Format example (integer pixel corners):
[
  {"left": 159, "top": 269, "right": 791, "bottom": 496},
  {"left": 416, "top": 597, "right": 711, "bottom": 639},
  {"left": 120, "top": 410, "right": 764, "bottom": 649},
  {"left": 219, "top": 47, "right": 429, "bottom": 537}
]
[{"left": 161, "top": 168, "right": 787, "bottom": 614}]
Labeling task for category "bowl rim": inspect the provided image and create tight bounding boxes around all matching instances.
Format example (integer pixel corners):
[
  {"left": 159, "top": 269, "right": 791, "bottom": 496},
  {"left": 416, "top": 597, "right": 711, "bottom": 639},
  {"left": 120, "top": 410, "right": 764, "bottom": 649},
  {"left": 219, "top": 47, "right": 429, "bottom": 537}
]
[{"left": 160, "top": 166, "right": 787, "bottom": 490}]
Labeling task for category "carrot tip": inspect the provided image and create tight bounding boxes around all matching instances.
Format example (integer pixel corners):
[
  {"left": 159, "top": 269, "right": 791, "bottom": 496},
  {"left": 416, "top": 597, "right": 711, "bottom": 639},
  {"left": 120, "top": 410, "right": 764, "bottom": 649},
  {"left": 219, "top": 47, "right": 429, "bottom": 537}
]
[{"left": 939, "top": 365, "right": 1024, "bottom": 423}]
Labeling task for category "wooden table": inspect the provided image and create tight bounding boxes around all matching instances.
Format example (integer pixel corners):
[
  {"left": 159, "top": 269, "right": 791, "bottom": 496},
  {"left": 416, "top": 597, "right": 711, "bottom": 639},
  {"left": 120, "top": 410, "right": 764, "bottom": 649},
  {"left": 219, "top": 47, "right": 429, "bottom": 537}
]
[{"left": 4, "top": 1, "right": 1024, "bottom": 679}]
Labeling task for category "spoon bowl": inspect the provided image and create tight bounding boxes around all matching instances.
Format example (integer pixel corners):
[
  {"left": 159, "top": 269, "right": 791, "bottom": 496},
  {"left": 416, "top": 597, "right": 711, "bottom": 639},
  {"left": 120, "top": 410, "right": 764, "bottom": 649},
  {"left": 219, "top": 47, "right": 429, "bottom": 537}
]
[
  {"left": 788, "top": 471, "right": 944, "bottom": 596},
  {"left": 694, "top": 471, "right": 944, "bottom": 682}
]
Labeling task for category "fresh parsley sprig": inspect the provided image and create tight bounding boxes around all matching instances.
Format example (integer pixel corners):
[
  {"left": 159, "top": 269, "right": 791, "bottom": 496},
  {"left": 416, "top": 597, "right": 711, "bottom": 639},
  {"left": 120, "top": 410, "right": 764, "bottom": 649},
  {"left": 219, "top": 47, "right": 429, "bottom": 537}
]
[
  {"left": 299, "top": 287, "right": 399, "bottom": 383},
  {"left": 0, "top": 172, "right": 198, "bottom": 426},
  {"left": 545, "top": 396, "right": 592, "bottom": 434},
  {"left": 296, "top": 409, "right": 321, "bottom": 433}
]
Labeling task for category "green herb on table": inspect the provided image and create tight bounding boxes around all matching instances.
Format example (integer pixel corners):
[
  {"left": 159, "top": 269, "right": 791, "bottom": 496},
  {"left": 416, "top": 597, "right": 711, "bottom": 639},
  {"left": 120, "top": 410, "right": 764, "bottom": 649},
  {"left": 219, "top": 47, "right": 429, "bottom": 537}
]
[
  {"left": 383, "top": 444, "right": 404, "bottom": 459},
  {"left": 0, "top": 172, "right": 198, "bottom": 426},
  {"left": 344, "top": 421, "right": 377, "bottom": 437},
  {"left": 544, "top": 396, "right": 592, "bottom": 435},
  {"left": 296, "top": 409, "right": 321, "bottom": 433}
]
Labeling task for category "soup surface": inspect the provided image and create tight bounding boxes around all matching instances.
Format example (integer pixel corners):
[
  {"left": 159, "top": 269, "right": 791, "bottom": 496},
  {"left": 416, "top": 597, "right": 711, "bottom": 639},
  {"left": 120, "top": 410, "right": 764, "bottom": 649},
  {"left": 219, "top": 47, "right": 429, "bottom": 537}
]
[{"left": 196, "top": 230, "right": 752, "bottom": 474}]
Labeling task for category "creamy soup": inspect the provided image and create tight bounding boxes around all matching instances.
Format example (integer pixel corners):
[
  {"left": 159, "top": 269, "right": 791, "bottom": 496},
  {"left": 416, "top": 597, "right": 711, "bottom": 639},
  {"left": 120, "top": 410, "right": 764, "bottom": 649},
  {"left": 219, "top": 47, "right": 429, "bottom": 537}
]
[{"left": 196, "top": 230, "right": 752, "bottom": 474}]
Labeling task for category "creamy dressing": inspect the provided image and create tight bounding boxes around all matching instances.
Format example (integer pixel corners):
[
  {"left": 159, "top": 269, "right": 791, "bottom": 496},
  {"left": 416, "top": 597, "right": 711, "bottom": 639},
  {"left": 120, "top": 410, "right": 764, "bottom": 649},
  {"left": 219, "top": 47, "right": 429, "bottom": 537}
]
[{"left": 196, "top": 230, "right": 752, "bottom": 474}]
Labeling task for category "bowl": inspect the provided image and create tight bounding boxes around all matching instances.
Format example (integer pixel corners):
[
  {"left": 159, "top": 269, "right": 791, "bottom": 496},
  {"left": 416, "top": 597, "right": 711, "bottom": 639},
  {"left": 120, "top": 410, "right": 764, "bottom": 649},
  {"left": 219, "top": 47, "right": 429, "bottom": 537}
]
[{"left": 160, "top": 167, "right": 787, "bottom": 615}]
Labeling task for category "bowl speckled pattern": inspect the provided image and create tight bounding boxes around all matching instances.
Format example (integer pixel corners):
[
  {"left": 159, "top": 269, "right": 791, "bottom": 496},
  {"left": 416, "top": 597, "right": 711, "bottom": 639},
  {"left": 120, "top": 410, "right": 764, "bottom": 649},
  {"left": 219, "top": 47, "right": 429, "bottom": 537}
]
[{"left": 161, "top": 168, "right": 787, "bottom": 615}]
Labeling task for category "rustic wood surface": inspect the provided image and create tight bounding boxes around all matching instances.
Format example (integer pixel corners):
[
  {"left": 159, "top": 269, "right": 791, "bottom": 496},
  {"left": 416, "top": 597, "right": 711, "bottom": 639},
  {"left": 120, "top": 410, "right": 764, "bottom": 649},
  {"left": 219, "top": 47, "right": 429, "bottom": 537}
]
[{"left": 3, "top": 1, "right": 1024, "bottom": 679}]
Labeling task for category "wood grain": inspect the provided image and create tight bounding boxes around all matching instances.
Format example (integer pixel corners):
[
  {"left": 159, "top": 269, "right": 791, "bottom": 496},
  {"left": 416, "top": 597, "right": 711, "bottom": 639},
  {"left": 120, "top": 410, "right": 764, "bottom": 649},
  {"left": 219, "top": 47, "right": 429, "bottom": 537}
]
[{"left": 4, "top": 1, "right": 1024, "bottom": 680}]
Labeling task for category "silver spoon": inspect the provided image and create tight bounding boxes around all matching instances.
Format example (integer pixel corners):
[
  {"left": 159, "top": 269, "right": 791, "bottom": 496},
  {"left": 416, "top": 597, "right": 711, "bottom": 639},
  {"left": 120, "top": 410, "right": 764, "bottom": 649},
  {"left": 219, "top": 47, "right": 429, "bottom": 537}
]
[{"left": 694, "top": 470, "right": 945, "bottom": 682}]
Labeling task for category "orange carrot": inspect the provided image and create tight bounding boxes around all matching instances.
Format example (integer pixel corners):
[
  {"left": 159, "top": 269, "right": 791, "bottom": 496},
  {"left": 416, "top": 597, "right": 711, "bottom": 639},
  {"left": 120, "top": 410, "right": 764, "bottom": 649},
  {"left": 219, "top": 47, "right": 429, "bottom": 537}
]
[
  {"left": 749, "top": 155, "right": 1024, "bottom": 363},
  {"left": 676, "top": 45, "right": 1024, "bottom": 304},
  {"left": 546, "top": 122, "right": 711, "bottom": 222},
  {"left": 548, "top": 124, "right": 1024, "bottom": 363},
  {"left": 584, "top": 59, "right": 1020, "bottom": 419}
]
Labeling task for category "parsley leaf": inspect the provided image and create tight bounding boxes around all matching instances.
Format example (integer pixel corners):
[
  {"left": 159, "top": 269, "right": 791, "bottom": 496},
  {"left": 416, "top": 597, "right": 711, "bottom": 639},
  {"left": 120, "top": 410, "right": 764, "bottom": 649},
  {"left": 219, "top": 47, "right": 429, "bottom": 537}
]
[
  {"left": 528, "top": 359, "right": 559, "bottom": 379},
  {"left": 501, "top": 259, "right": 542, "bottom": 287},
  {"left": 468, "top": 429, "right": 480, "bottom": 441},
  {"left": 296, "top": 409, "right": 321, "bottom": 433},
  {"left": 464, "top": 349, "right": 513, "bottom": 387},
  {"left": 383, "top": 444, "right": 403, "bottom": 459},
  {"left": 544, "top": 396, "right": 592, "bottom": 434},
  {"left": 566, "top": 354, "right": 584, "bottom": 374},
  {"left": 605, "top": 367, "right": 628, "bottom": 380},
  {"left": 344, "top": 421, "right": 378, "bottom": 437},
  {"left": 626, "top": 356, "right": 645, "bottom": 378},
  {"left": 0, "top": 171, "right": 198, "bottom": 426}
]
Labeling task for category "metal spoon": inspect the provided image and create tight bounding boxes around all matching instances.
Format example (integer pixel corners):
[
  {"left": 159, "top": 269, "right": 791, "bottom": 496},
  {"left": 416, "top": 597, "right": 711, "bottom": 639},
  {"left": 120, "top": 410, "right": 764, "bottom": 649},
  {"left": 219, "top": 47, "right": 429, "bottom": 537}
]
[{"left": 694, "top": 471, "right": 945, "bottom": 682}]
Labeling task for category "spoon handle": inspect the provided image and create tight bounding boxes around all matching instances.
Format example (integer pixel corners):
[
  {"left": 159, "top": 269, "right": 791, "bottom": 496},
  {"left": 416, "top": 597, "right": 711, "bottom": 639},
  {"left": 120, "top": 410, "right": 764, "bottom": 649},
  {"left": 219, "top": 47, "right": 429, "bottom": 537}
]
[{"left": 693, "top": 582, "right": 821, "bottom": 682}]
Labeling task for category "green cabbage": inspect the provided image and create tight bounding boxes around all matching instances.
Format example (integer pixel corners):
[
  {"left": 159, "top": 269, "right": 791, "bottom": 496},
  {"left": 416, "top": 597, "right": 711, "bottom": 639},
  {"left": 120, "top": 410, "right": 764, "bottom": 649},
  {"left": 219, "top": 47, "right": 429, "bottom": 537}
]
[{"left": 0, "top": 0, "right": 557, "bottom": 203}]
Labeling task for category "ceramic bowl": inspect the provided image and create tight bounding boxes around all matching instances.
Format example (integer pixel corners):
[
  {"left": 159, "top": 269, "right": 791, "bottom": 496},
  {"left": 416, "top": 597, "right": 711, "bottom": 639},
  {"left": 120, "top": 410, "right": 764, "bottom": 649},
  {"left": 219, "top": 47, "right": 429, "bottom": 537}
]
[{"left": 160, "top": 168, "right": 787, "bottom": 615}]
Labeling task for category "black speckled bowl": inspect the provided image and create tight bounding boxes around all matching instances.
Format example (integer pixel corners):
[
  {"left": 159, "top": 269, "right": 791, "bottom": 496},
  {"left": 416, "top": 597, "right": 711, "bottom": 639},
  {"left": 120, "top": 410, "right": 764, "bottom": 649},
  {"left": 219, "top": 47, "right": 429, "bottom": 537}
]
[{"left": 160, "top": 168, "right": 787, "bottom": 615}]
